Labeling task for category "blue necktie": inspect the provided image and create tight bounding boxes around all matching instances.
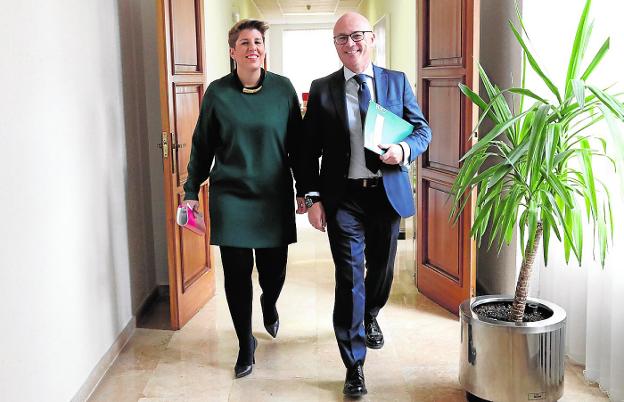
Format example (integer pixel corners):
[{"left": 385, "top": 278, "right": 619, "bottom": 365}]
[
  {"left": 353, "top": 74, "right": 380, "bottom": 173},
  {"left": 354, "top": 74, "right": 371, "bottom": 128}
]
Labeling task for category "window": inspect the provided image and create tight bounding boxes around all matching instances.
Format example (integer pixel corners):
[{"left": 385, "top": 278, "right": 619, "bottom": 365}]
[{"left": 282, "top": 29, "right": 341, "bottom": 102}]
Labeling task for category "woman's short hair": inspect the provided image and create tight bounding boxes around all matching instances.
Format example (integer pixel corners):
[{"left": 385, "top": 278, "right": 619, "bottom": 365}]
[{"left": 228, "top": 19, "right": 269, "bottom": 48}]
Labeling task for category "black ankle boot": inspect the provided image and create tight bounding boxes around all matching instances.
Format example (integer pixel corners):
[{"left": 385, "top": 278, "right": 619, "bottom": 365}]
[{"left": 234, "top": 336, "right": 257, "bottom": 378}]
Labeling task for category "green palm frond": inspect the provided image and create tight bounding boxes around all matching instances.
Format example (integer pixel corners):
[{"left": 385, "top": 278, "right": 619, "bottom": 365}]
[{"left": 451, "top": 0, "right": 624, "bottom": 273}]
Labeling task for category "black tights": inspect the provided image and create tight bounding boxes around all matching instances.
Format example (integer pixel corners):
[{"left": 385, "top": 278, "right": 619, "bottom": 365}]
[{"left": 220, "top": 246, "right": 288, "bottom": 360}]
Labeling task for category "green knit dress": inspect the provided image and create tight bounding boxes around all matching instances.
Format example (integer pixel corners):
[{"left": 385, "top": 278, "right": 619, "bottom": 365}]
[{"left": 184, "top": 70, "right": 302, "bottom": 248}]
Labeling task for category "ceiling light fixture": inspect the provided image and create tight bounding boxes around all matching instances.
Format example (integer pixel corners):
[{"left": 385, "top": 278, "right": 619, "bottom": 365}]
[{"left": 282, "top": 3, "right": 334, "bottom": 16}]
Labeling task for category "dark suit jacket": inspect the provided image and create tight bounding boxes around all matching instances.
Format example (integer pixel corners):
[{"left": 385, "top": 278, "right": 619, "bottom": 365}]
[{"left": 299, "top": 65, "right": 432, "bottom": 218}]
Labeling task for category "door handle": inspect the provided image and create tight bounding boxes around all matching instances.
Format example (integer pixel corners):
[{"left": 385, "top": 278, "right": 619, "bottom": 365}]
[{"left": 157, "top": 131, "right": 169, "bottom": 158}]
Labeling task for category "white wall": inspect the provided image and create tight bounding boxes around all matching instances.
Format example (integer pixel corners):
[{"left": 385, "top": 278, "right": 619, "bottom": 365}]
[
  {"left": 358, "top": 0, "right": 417, "bottom": 85},
  {"left": 0, "top": 0, "right": 248, "bottom": 397},
  {"left": 118, "top": 0, "right": 163, "bottom": 307},
  {"left": 476, "top": 0, "right": 523, "bottom": 295},
  {"left": 0, "top": 0, "right": 143, "bottom": 400},
  {"left": 206, "top": 0, "right": 238, "bottom": 83},
  {"left": 139, "top": 0, "right": 169, "bottom": 287}
]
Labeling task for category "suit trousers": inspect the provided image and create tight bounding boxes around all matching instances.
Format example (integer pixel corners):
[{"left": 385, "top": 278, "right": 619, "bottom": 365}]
[
  {"left": 220, "top": 246, "right": 287, "bottom": 354},
  {"left": 326, "top": 185, "right": 401, "bottom": 368}
]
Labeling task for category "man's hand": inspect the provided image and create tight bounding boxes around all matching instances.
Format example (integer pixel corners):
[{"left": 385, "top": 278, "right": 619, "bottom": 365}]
[
  {"left": 308, "top": 202, "right": 326, "bottom": 232},
  {"left": 378, "top": 143, "right": 403, "bottom": 165},
  {"left": 296, "top": 197, "right": 307, "bottom": 214}
]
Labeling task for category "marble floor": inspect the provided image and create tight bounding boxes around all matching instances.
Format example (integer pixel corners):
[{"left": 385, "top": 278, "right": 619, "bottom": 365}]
[{"left": 89, "top": 216, "right": 608, "bottom": 401}]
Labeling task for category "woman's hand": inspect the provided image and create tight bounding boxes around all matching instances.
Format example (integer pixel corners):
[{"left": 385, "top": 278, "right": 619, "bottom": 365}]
[
  {"left": 296, "top": 197, "right": 307, "bottom": 214},
  {"left": 308, "top": 202, "right": 326, "bottom": 232},
  {"left": 184, "top": 200, "right": 200, "bottom": 211}
]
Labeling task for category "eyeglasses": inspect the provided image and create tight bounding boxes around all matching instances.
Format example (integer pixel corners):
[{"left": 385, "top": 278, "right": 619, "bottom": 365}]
[{"left": 333, "top": 31, "right": 372, "bottom": 45}]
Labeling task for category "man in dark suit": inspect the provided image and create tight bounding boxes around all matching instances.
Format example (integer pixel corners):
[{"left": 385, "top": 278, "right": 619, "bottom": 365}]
[{"left": 298, "top": 11, "right": 432, "bottom": 397}]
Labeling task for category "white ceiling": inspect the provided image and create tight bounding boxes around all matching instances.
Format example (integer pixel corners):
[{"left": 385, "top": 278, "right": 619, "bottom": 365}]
[{"left": 249, "top": 0, "right": 363, "bottom": 24}]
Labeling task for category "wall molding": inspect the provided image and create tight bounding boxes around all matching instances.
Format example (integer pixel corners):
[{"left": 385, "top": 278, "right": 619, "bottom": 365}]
[{"left": 71, "top": 317, "right": 136, "bottom": 402}]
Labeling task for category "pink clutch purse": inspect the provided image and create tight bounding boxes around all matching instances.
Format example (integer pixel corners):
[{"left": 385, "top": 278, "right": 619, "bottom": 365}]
[{"left": 176, "top": 203, "right": 206, "bottom": 235}]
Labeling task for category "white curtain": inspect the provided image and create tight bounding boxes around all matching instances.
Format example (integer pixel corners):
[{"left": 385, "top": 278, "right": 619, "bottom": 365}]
[
  {"left": 537, "top": 219, "right": 624, "bottom": 401},
  {"left": 522, "top": 1, "right": 624, "bottom": 400}
]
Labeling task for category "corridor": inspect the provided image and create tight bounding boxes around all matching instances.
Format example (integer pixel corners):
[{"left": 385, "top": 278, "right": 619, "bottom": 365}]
[{"left": 89, "top": 217, "right": 607, "bottom": 401}]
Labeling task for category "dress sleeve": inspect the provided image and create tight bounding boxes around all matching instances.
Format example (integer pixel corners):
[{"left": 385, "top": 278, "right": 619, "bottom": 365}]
[
  {"left": 183, "top": 86, "right": 218, "bottom": 201},
  {"left": 285, "top": 80, "right": 304, "bottom": 196},
  {"left": 298, "top": 79, "right": 323, "bottom": 194}
]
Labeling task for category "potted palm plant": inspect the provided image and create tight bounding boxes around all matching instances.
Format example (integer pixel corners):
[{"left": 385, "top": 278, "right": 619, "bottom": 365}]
[{"left": 451, "top": 1, "right": 624, "bottom": 401}]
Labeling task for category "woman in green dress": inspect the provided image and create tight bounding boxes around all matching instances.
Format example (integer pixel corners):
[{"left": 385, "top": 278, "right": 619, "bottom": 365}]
[{"left": 183, "top": 19, "right": 306, "bottom": 378}]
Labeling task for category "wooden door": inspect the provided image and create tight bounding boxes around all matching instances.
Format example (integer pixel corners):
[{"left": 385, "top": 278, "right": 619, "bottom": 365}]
[
  {"left": 156, "top": 0, "right": 215, "bottom": 329},
  {"left": 416, "top": 0, "right": 479, "bottom": 314}
]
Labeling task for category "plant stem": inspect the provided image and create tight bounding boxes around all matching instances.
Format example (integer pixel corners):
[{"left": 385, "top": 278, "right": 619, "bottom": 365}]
[{"left": 511, "top": 222, "right": 544, "bottom": 323}]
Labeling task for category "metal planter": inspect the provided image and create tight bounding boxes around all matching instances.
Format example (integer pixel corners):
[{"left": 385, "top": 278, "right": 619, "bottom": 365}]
[{"left": 459, "top": 295, "right": 567, "bottom": 402}]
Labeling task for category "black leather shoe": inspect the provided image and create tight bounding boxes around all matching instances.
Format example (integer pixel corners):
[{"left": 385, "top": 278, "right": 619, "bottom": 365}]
[
  {"left": 260, "top": 294, "right": 279, "bottom": 338},
  {"left": 365, "top": 317, "right": 384, "bottom": 349},
  {"left": 343, "top": 362, "right": 367, "bottom": 397},
  {"left": 234, "top": 336, "right": 257, "bottom": 378}
]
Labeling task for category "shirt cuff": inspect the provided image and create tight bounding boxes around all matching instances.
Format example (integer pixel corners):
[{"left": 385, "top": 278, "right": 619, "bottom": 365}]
[
  {"left": 305, "top": 191, "right": 321, "bottom": 197},
  {"left": 399, "top": 142, "right": 411, "bottom": 166}
]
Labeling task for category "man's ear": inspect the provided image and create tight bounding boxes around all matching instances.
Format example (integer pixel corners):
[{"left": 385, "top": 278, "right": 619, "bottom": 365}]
[{"left": 370, "top": 32, "right": 376, "bottom": 46}]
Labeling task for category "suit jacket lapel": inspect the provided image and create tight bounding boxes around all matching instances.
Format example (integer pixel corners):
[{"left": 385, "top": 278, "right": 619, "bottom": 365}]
[
  {"left": 329, "top": 68, "right": 350, "bottom": 138},
  {"left": 373, "top": 64, "right": 388, "bottom": 107}
]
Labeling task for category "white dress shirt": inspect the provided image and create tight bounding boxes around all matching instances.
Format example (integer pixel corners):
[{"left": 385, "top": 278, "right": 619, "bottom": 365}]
[
  {"left": 343, "top": 65, "right": 410, "bottom": 179},
  {"left": 305, "top": 65, "right": 411, "bottom": 197},
  {"left": 344, "top": 65, "right": 378, "bottom": 178}
]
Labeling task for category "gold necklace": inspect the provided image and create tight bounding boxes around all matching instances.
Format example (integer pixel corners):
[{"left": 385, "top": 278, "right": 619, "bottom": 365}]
[{"left": 242, "top": 85, "right": 262, "bottom": 94}]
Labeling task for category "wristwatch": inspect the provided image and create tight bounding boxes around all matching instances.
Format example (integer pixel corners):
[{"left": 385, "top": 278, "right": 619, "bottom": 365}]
[{"left": 304, "top": 195, "right": 321, "bottom": 208}]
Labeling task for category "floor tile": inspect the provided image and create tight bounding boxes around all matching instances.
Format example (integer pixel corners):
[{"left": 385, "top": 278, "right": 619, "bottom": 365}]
[{"left": 89, "top": 218, "right": 608, "bottom": 401}]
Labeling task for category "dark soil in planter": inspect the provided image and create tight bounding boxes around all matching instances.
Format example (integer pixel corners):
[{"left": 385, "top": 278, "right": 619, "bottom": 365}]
[{"left": 474, "top": 301, "right": 553, "bottom": 322}]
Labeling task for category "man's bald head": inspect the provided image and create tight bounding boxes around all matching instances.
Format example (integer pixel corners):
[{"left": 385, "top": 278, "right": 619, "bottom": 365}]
[
  {"left": 333, "top": 12, "right": 372, "bottom": 36},
  {"left": 333, "top": 12, "right": 375, "bottom": 73}
]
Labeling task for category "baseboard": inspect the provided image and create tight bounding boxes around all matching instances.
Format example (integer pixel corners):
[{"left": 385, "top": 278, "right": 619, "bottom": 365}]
[
  {"left": 71, "top": 317, "right": 136, "bottom": 402},
  {"left": 136, "top": 285, "right": 168, "bottom": 318}
]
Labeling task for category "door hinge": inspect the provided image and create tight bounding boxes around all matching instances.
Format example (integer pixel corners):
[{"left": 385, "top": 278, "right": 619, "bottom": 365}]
[{"left": 158, "top": 131, "right": 169, "bottom": 158}]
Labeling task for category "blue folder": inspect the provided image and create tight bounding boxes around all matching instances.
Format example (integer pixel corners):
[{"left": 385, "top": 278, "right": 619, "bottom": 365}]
[{"left": 363, "top": 100, "right": 414, "bottom": 155}]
